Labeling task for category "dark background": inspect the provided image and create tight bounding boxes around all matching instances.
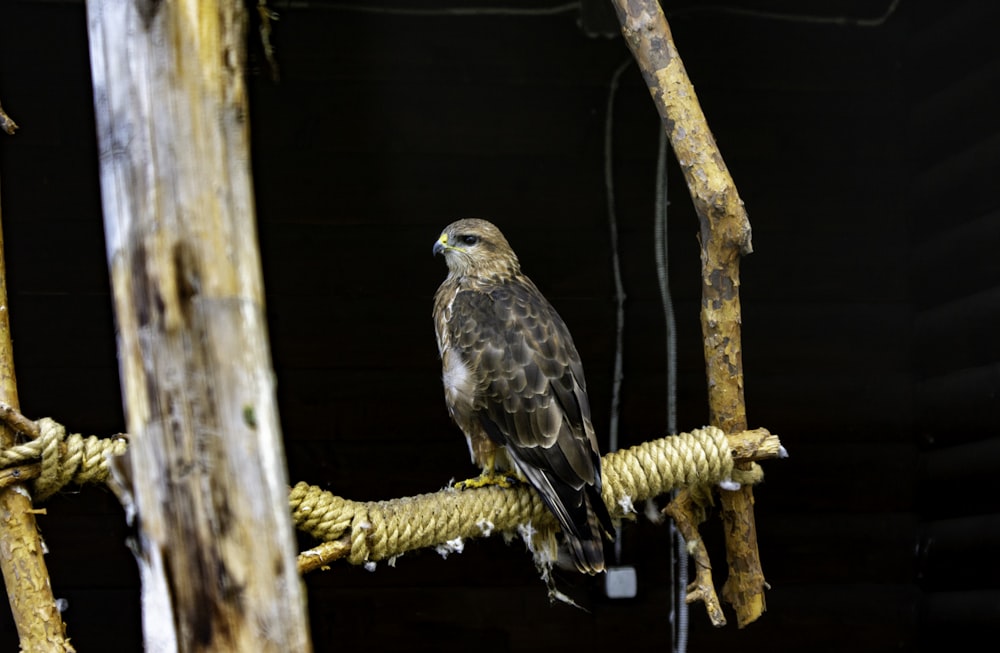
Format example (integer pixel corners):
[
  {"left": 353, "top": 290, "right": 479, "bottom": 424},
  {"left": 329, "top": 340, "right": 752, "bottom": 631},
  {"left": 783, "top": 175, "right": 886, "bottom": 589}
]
[{"left": 1, "top": 0, "right": 997, "bottom": 650}]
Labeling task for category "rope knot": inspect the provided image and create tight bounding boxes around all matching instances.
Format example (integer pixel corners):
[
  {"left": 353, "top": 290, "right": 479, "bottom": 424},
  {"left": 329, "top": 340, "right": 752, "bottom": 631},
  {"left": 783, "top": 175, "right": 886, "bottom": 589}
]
[
  {"left": 35, "top": 417, "right": 129, "bottom": 500},
  {"left": 0, "top": 416, "right": 129, "bottom": 501}
]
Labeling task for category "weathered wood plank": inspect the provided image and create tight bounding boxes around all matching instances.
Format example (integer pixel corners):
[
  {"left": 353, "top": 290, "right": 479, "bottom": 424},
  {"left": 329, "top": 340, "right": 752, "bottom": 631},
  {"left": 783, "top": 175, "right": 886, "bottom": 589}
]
[{"left": 86, "top": 0, "right": 311, "bottom": 650}]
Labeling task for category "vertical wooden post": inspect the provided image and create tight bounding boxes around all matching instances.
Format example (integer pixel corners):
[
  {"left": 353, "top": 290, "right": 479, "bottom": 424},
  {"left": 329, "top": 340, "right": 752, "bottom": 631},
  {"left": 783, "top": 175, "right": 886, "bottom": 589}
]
[
  {"left": 610, "top": 0, "right": 766, "bottom": 627},
  {"left": 0, "top": 164, "right": 75, "bottom": 651},
  {"left": 86, "top": 1, "right": 312, "bottom": 650}
]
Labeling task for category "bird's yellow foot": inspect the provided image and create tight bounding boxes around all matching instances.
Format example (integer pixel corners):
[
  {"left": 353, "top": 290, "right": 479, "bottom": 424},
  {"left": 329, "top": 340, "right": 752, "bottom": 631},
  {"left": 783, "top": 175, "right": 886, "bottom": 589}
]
[{"left": 455, "top": 472, "right": 519, "bottom": 490}]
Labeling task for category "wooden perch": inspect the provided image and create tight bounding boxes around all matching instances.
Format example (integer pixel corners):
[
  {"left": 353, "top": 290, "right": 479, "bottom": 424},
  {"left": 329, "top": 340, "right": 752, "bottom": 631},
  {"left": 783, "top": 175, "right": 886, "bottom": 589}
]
[
  {"left": 292, "top": 427, "right": 781, "bottom": 574},
  {"left": 86, "top": 0, "right": 311, "bottom": 650},
  {"left": 0, "top": 405, "right": 783, "bottom": 584},
  {"left": 0, "top": 175, "right": 75, "bottom": 650},
  {"left": 610, "top": 0, "right": 766, "bottom": 628}
]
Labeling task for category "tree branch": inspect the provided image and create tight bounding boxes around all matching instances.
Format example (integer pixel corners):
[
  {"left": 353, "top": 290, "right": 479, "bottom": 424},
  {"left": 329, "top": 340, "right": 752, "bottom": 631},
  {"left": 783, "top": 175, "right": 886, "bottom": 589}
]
[
  {"left": 0, "top": 169, "right": 74, "bottom": 650},
  {"left": 610, "top": 0, "right": 766, "bottom": 628}
]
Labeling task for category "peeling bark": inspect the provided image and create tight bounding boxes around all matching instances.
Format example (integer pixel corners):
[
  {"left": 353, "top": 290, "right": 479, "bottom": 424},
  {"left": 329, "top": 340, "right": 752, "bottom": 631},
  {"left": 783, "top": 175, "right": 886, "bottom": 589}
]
[{"left": 610, "top": 0, "right": 766, "bottom": 627}]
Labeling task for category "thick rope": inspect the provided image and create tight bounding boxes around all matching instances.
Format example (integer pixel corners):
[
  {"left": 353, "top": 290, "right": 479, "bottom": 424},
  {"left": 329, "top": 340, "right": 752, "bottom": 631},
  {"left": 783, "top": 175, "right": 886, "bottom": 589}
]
[
  {"left": 290, "top": 426, "right": 755, "bottom": 565},
  {"left": 0, "top": 417, "right": 128, "bottom": 500},
  {"left": 290, "top": 480, "right": 553, "bottom": 566},
  {"left": 601, "top": 426, "right": 733, "bottom": 506},
  {"left": 0, "top": 415, "right": 769, "bottom": 565}
]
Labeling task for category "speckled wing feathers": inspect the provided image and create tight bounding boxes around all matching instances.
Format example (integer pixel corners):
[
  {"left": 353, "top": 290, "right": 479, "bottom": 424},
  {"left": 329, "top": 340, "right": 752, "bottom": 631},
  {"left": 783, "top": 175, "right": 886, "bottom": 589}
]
[{"left": 443, "top": 277, "right": 612, "bottom": 572}]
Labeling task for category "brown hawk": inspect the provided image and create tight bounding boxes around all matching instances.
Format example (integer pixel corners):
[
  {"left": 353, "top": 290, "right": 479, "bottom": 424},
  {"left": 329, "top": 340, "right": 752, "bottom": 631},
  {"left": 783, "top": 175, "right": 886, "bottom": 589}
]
[{"left": 432, "top": 218, "right": 612, "bottom": 574}]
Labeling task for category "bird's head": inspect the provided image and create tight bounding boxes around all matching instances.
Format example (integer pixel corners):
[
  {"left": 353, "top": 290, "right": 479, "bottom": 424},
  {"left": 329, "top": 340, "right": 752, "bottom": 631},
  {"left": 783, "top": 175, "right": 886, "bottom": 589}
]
[{"left": 433, "top": 218, "right": 520, "bottom": 278}]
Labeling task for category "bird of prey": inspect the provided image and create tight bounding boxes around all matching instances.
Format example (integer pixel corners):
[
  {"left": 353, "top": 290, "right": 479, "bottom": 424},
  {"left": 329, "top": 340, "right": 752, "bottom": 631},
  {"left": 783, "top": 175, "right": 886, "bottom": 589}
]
[{"left": 432, "top": 218, "right": 612, "bottom": 574}]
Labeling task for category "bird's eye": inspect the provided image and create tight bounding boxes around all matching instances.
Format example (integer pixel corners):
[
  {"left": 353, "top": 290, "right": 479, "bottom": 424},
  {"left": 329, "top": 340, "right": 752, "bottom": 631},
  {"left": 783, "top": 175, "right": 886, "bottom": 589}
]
[{"left": 460, "top": 235, "right": 479, "bottom": 246}]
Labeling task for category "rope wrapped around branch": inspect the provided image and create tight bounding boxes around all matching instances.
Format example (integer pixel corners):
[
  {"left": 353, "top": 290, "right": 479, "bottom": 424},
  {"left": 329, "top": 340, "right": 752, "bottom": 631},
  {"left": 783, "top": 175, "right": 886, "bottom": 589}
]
[
  {"left": 0, "top": 416, "right": 128, "bottom": 500},
  {"left": 292, "top": 426, "right": 773, "bottom": 569},
  {"left": 0, "top": 406, "right": 780, "bottom": 571}
]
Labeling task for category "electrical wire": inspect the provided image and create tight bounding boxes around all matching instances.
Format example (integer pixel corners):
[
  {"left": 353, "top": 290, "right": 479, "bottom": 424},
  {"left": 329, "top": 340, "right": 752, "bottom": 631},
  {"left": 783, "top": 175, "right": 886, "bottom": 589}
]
[
  {"left": 273, "top": 1, "right": 580, "bottom": 16},
  {"left": 653, "top": 126, "right": 687, "bottom": 653},
  {"left": 666, "top": 0, "right": 901, "bottom": 27},
  {"left": 603, "top": 58, "right": 631, "bottom": 567},
  {"left": 270, "top": 0, "right": 901, "bottom": 27},
  {"left": 653, "top": 129, "right": 677, "bottom": 438}
]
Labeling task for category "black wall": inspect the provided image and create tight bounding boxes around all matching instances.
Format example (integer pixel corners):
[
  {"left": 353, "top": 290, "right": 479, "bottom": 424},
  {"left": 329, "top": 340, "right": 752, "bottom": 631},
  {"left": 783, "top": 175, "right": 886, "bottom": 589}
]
[{"left": 0, "top": 1, "right": 996, "bottom": 651}]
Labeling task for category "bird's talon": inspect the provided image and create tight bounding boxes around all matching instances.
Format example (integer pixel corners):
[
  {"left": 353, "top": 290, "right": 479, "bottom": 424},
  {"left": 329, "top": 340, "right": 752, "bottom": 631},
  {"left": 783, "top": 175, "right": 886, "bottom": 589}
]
[{"left": 455, "top": 473, "right": 517, "bottom": 490}]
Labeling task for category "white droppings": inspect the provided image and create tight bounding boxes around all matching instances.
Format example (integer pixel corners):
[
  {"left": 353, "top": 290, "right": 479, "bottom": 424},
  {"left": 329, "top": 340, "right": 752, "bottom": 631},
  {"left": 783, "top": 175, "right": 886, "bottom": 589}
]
[
  {"left": 476, "top": 518, "right": 494, "bottom": 537},
  {"left": 363, "top": 561, "right": 377, "bottom": 572},
  {"left": 618, "top": 495, "right": 636, "bottom": 514},
  {"left": 517, "top": 522, "right": 537, "bottom": 550},
  {"left": 435, "top": 537, "right": 465, "bottom": 559}
]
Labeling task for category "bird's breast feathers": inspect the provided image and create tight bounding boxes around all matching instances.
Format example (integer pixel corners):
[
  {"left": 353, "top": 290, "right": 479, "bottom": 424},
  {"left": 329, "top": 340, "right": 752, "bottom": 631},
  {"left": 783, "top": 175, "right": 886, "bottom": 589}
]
[{"left": 441, "top": 349, "right": 474, "bottom": 414}]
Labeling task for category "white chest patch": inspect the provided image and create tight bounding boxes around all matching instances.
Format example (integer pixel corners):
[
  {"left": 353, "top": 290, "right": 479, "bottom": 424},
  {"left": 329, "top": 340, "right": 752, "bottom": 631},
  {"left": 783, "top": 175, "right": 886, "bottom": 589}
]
[{"left": 442, "top": 352, "right": 474, "bottom": 410}]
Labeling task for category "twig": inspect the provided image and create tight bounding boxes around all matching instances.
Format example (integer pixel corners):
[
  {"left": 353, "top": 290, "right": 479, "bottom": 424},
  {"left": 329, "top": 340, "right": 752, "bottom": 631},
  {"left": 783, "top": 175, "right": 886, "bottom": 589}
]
[
  {"left": 297, "top": 535, "right": 352, "bottom": 574},
  {"left": 0, "top": 401, "right": 40, "bottom": 435},
  {"left": 664, "top": 488, "right": 725, "bottom": 626},
  {"left": 0, "top": 464, "right": 40, "bottom": 491}
]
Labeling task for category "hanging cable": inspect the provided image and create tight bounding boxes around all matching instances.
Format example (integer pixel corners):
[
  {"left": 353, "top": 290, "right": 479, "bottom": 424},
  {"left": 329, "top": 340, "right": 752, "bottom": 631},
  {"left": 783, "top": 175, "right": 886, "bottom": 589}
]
[
  {"left": 275, "top": 1, "right": 580, "bottom": 16},
  {"left": 653, "top": 127, "right": 688, "bottom": 653},
  {"left": 603, "top": 58, "right": 632, "bottom": 569},
  {"left": 666, "top": 0, "right": 901, "bottom": 27},
  {"left": 603, "top": 58, "right": 631, "bottom": 455},
  {"left": 653, "top": 129, "right": 677, "bottom": 437}
]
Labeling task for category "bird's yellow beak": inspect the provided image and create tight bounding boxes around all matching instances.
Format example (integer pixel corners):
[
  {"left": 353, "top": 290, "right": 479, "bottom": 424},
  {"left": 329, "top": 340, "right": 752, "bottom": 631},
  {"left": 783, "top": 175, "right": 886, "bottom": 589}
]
[{"left": 433, "top": 233, "right": 448, "bottom": 256}]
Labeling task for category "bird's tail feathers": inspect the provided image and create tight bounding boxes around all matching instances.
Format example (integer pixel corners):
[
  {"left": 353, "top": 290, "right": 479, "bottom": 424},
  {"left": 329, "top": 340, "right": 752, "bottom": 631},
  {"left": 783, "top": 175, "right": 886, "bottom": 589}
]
[
  {"left": 509, "top": 457, "right": 613, "bottom": 575},
  {"left": 562, "top": 490, "right": 612, "bottom": 575}
]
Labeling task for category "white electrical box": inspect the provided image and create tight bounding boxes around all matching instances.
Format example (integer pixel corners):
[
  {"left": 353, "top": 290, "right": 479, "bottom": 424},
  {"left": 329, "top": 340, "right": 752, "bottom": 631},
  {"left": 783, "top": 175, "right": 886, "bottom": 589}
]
[{"left": 604, "top": 565, "right": 638, "bottom": 599}]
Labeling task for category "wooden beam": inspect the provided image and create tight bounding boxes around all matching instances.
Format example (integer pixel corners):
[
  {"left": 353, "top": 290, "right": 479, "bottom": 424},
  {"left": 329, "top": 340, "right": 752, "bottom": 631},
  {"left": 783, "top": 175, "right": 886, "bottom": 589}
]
[
  {"left": 86, "top": 0, "right": 311, "bottom": 650},
  {"left": 610, "top": 0, "right": 766, "bottom": 628}
]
